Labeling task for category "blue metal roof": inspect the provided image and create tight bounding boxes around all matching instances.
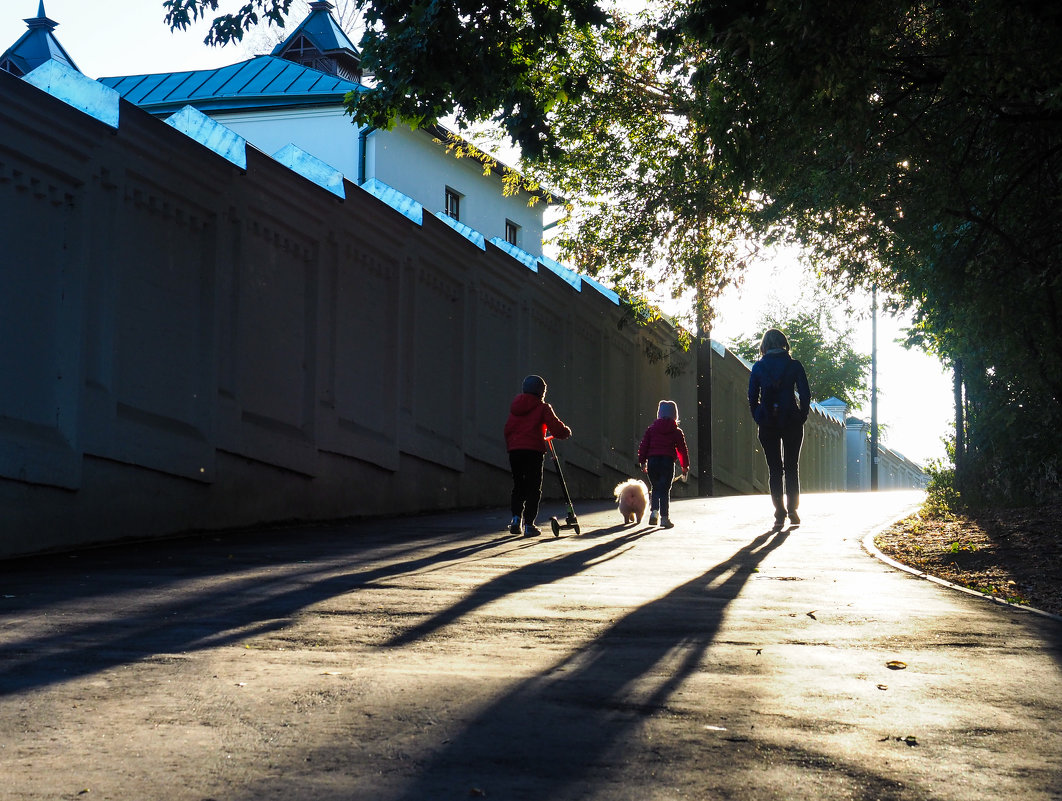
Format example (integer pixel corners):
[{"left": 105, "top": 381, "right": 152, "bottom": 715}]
[
  {"left": 0, "top": 1, "right": 79, "bottom": 77},
  {"left": 98, "top": 55, "right": 364, "bottom": 116}
]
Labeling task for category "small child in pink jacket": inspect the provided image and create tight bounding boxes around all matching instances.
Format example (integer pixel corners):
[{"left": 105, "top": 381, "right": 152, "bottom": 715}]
[{"left": 637, "top": 400, "right": 690, "bottom": 528}]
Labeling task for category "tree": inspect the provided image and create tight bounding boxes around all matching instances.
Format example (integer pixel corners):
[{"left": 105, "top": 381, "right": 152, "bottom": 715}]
[
  {"left": 680, "top": 0, "right": 1062, "bottom": 503},
  {"left": 163, "top": 0, "right": 608, "bottom": 158},
  {"left": 167, "top": 0, "right": 1062, "bottom": 503},
  {"left": 730, "top": 300, "right": 872, "bottom": 413},
  {"left": 513, "top": 10, "right": 759, "bottom": 326},
  {"left": 164, "top": 1, "right": 756, "bottom": 327}
]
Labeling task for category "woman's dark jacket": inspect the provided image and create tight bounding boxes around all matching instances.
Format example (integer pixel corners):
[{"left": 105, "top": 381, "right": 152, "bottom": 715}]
[{"left": 748, "top": 350, "right": 811, "bottom": 429}]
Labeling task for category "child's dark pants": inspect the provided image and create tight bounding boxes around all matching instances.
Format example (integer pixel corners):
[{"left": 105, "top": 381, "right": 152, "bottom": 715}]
[
  {"left": 646, "top": 456, "right": 676, "bottom": 520},
  {"left": 509, "top": 449, "right": 545, "bottom": 524}
]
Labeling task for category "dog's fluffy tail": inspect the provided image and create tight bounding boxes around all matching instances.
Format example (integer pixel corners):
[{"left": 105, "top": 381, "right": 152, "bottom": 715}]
[{"left": 613, "top": 478, "right": 648, "bottom": 499}]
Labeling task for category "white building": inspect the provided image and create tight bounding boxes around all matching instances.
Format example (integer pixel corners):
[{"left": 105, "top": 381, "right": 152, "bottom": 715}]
[{"left": 3, "top": 0, "right": 554, "bottom": 254}]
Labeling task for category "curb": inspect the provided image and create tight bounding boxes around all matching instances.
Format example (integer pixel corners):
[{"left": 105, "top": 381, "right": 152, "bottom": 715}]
[{"left": 861, "top": 529, "right": 1062, "bottom": 624}]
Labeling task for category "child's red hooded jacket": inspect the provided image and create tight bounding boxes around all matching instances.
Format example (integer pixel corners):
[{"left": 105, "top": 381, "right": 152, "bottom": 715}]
[
  {"left": 504, "top": 393, "right": 571, "bottom": 452},
  {"left": 638, "top": 418, "right": 690, "bottom": 470}
]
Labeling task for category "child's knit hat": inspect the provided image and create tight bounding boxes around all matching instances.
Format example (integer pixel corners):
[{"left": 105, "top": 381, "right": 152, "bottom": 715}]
[
  {"left": 522, "top": 375, "right": 547, "bottom": 398},
  {"left": 657, "top": 400, "right": 678, "bottom": 420}
]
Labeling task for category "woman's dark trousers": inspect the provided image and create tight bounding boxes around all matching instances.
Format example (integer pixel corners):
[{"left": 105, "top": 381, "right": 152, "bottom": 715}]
[{"left": 757, "top": 424, "right": 804, "bottom": 522}]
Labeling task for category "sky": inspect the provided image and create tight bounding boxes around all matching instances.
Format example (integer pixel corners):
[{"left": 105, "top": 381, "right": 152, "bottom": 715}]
[
  {"left": 2, "top": 0, "right": 955, "bottom": 467},
  {"left": 0, "top": 0, "right": 256, "bottom": 78}
]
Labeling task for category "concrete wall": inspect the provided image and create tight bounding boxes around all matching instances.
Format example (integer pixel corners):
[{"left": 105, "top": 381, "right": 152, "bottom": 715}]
[
  {"left": 0, "top": 67, "right": 694, "bottom": 557},
  {"left": 0, "top": 65, "right": 916, "bottom": 560}
]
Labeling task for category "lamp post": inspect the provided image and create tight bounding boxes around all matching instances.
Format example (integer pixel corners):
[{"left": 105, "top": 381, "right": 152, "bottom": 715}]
[
  {"left": 696, "top": 278, "right": 714, "bottom": 497},
  {"left": 870, "top": 285, "right": 879, "bottom": 491}
]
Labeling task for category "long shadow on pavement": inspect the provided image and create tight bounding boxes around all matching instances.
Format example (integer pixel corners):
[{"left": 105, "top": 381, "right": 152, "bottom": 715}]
[
  {"left": 0, "top": 520, "right": 532, "bottom": 695},
  {"left": 0, "top": 510, "right": 657, "bottom": 697},
  {"left": 385, "top": 526, "right": 655, "bottom": 646},
  {"left": 382, "top": 527, "right": 791, "bottom": 800}
]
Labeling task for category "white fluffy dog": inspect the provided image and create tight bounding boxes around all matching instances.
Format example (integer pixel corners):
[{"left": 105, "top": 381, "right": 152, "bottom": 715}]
[{"left": 614, "top": 479, "right": 649, "bottom": 524}]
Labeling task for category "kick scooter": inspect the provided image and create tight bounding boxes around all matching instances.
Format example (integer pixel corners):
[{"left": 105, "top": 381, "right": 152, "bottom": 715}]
[{"left": 545, "top": 435, "right": 580, "bottom": 537}]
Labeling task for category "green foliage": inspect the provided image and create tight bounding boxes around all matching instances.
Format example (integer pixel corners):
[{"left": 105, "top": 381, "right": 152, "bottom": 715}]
[
  {"left": 171, "top": 0, "right": 1062, "bottom": 504},
  {"left": 955, "top": 372, "right": 1062, "bottom": 507},
  {"left": 921, "top": 457, "right": 962, "bottom": 520},
  {"left": 687, "top": 0, "right": 1062, "bottom": 503},
  {"left": 518, "top": 12, "right": 758, "bottom": 330},
  {"left": 730, "top": 298, "right": 872, "bottom": 411},
  {"left": 164, "top": 0, "right": 296, "bottom": 43}
]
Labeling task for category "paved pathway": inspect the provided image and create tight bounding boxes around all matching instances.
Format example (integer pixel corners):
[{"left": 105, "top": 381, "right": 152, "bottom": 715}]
[{"left": 1, "top": 490, "right": 1060, "bottom": 800}]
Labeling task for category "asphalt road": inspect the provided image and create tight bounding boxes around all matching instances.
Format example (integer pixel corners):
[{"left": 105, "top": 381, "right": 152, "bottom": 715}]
[{"left": 1, "top": 490, "right": 1060, "bottom": 800}]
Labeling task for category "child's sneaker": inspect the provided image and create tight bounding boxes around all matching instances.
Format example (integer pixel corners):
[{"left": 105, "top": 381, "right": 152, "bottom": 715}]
[
  {"left": 661, "top": 517, "right": 675, "bottom": 529},
  {"left": 509, "top": 516, "right": 521, "bottom": 535},
  {"left": 649, "top": 511, "right": 659, "bottom": 526},
  {"left": 524, "top": 523, "right": 542, "bottom": 537}
]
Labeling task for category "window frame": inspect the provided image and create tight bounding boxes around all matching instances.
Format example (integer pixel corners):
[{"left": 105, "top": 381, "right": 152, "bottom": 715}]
[
  {"left": 505, "top": 219, "right": 520, "bottom": 246},
  {"left": 444, "top": 187, "right": 461, "bottom": 221}
]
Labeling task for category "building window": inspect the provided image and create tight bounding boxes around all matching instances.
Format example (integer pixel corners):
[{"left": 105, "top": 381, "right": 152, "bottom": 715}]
[
  {"left": 505, "top": 219, "right": 520, "bottom": 246},
  {"left": 445, "top": 187, "right": 461, "bottom": 221}
]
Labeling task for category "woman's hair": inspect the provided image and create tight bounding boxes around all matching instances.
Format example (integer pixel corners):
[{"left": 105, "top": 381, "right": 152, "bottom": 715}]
[
  {"left": 657, "top": 400, "right": 679, "bottom": 421},
  {"left": 759, "top": 328, "right": 790, "bottom": 355}
]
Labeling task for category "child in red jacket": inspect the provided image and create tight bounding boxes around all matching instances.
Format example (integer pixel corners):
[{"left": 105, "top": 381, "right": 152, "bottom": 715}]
[
  {"left": 637, "top": 400, "right": 690, "bottom": 528},
  {"left": 504, "top": 375, "right": 572, "bottom": 537}
]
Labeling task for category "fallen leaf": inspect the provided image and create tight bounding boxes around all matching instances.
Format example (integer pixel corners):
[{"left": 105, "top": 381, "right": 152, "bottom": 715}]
[
  {"left": 806, "top": 610, "right": 817, "bottom": 620},
  {"left": 886, "top": 660, "right": 907, "bottom": 670},
  {"left": 880, "top": 734, "right": 919, "bottom": 746},
  {"left": 877, "top": 684, "right": 888, "bottom": 690}
]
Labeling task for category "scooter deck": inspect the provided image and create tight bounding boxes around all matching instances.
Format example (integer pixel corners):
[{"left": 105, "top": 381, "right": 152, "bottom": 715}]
[{"left": 550, "top": 514, "right": 580, "bottom": 537}]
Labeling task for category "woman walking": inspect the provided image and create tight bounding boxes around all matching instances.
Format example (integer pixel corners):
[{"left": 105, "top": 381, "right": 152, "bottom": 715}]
[{"left": 748, "top": 328, "right": 811, "bottom": 529}]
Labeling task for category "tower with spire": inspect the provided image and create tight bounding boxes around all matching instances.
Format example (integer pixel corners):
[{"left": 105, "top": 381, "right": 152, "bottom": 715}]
[
  {"left": 0, "top": 1, "right": 79, "bottom": 77},
  {"left": 271, "top": 1, "right": 362, "bottom": 82}
]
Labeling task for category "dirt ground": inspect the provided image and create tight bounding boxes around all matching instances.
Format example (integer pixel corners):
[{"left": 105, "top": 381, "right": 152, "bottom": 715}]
[{"left": 873, "top": 501, "right": 1062, "bottom": 618}]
